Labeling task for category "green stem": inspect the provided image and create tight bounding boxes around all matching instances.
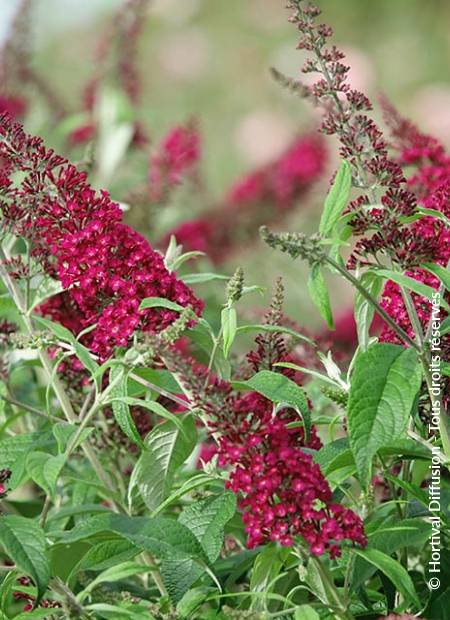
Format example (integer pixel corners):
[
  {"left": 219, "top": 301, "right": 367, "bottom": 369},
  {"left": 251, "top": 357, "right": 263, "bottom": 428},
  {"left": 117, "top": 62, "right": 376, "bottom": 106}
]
[
  {"left": 326, "top": 257, "right": 420, "bottom": 351},
  {"left": 0, "top": 246, "right": 119, "bottom": 505}
]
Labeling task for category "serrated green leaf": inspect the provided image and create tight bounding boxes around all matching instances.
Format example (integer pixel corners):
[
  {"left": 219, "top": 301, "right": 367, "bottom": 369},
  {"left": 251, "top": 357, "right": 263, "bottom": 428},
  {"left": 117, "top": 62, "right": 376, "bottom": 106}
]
[
  {"left": 0, "top": 432, "right": 54, "bottom": 470},
  {"left": 29, "top": 276, "right": 63, "bottom": 311},
  {"left": 179, "top": 492, "right": 236, "bottom": 562},
  {"left": 221, "top": 306, "right": 237, "bottom": 358},
  {"left": 308, "top": 264, "right": 334, "bottom": 329},
  {"left": 234, "top": 370, "right": 311, "bottom": 440},
  {"left": 128, "top": 368, "right": 181, "bottom": 396},
  {"left": 353, "top": 548, "right": 420, "bottom": 607},
  {"left": 109, "top": 396, "right": 182, "bottom": 429},
  {"left": 129, "top": 417, "right": 196, "bottom": 512},
  {"left": 57, "top": 513, "right": 204, "bottom": 562},
  {"left": 75, "top": 539, "right": 139, "bottom": 573},
  {"left": 319, "top": 159, "right": 352, "bottom": 236},
  {"left": 0, "top": 516, "right": 50, "bottom": 603},
  {"left": 109, "top": 366, "right": 144, "bottom": 448},
  {"left": 348, "top": 343, "right": 422, "bottom": 487}
]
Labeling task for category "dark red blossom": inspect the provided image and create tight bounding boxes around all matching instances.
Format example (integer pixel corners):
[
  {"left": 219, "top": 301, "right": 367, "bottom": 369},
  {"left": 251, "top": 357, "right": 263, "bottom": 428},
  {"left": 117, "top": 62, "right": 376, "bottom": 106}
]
[
  {"left": 0, "top": 114, "right": 203, "bottom": 359},
  {"left": 215, "top": 391, "right": 366, "bottom": 556}
]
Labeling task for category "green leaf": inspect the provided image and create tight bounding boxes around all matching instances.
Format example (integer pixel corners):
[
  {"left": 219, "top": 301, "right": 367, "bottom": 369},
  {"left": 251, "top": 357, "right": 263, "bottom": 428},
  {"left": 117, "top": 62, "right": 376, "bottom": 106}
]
[
  {"left": 354, "top": 272, "right": 383, "bottom": 350},
  {"left": 109, "top": 366, "right": 144, "bottom": 448},
  {"left": 0, "top": 569, "right": 18, "bottom": 613},
  {"left": 139, "top": 297, "right": 184, "bottom": 312},
  {"left": 0, "top": 432, "right": 54, "bottom": 470},
  {"left": 129, "top": 416, "right": 197, "bottom": 513},
  {"left": 235, "top": 323, "right": 314, "bottom": 346},
  {"left": 78, "top": 561, "right": 148, "bottom": 601},
  {"left": 181, "top": 273, "right": 229, "bottom": 285},
  {"left": 308, "top": 264, "right": 334, "bottom": 329},
  {"left": 58, "top": 513, "right": 204, "bottom": 561},
  {"left": 313, "top": 438, "right": 353, "bottom": 475},
  {"left": 294, "top": 606, "right": 320, "bottom": 620},
  {"left": 29, "top": 276, "right": 63, "bottom": 311},
  {"left": 348, "top": 343, "right": 422, "bottom": 487},
  {"left": 249, "top": 545, "right": 287, "bottom": 611},
  {"left": 176, "top": 587, "right": 212, "bottom": 618},
  {"left": 14, "top": 610, "right": 63, "bottom": 620},
  {"left": 53, "top": 421, "right": 93, "bottom": 453},
  {"left": 75, "top": 539, "right": 139, "bottom": 573},
  {"left": 0, "top": 432, "right": 55, "bottom": 490},
  {"left": 179, "top": 492, "right": 236, "bottom": 562},
  {"left": 109, "top": 396, "right": 183, "bottom": 429},
  {"left": 423, "top": 262, "right": 450, "bottom": 290},
  {"left": 84, "top": 602, "right": 151, "bottom": 619},
  {"left": 233, "top": 370, "right": 311, "bottom": 439},
  {"left": 319, "top": 160, "right": 352, "bottom": 236},
  {"left": 33, "top": 315, "right": 98, "bottom": 376},
  {"left": 376, "top": 269, "right": 450, "bottom": 311},
  {"left": 416, "top": 206, "right": 450, "bottom": 227},
  {"left": 128, "top": 368, "right": 181, "bottom": 395},
  {"left": 26, "top": 452, "right": 65, "bottom": 498},
  {"left": 221, "top": 306, "right": 237, "bottom": 358},
  {"left": 0, "top": 516, "right": 50, "bottom": 603},
  {"left": 353, "top": 548, "right": 420, "bottom": 607},
  {"left": 351, "top": 518, "right": 431, "bottom": 590}
]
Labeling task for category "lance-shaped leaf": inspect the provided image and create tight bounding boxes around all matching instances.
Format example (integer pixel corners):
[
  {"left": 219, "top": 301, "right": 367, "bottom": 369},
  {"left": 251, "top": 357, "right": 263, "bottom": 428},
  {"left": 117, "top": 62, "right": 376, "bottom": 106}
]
[
  {"left": 109, "top": 366, "right": 144, "bottom": 448},
  {"left": 233, "top": 370, "right": 311, "bottom": 439},
  {"left": 319, "top": 159, "right": 352, "bottom": 237},
  {"left": 308, "top": 264, "right": 334, "bottom": 329},
  {"left": 0, "top": 516, "right": 50, "bottom": 603},
  {"left": 348, "top": 343, "right": 422, "bottom": 487},
  {"left": 129, "top": 416, "right": 196, "bottom": 512}
]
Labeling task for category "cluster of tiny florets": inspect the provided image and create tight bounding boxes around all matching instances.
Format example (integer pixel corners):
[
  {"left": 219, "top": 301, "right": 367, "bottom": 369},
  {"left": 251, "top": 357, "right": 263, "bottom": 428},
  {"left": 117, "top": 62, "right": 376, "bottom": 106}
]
[
  {"left": 215, "top": 391, "right": 366, "bottom": 556},
  {"left": 0, "top": 114, "right": 203, "bottom": 359}
]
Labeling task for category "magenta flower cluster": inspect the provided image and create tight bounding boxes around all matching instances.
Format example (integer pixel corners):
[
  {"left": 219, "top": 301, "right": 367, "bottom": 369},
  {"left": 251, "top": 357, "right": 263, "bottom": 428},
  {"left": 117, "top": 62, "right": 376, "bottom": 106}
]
[
  {"left": 379, "top": 110, "right": 450, "bottom": 348},
  {"left": 0, "top": 114, "right": 203, "bottom": 359},
  {"left": 215, "top": 391, "right": 366, "bottom": 556}
]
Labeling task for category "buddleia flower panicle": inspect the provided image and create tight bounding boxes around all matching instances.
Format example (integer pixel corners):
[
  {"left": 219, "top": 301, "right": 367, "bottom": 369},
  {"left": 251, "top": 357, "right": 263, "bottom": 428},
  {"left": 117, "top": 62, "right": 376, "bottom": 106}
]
[{"left": 0, "top": 113, "right": 203, "bottom": 360}]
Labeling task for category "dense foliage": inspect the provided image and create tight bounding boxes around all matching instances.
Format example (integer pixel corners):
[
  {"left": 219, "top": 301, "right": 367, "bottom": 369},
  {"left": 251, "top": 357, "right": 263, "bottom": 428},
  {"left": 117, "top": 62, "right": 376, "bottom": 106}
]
[{"left": 0, "top": 1, "right": 448, "bottom": 619}]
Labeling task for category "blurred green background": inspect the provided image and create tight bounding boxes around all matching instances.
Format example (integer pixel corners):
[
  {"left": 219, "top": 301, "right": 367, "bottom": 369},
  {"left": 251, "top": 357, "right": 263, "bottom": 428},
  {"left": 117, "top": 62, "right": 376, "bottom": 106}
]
[{"left": 2, "top": 0, "right": 450, "bottom": 329}]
